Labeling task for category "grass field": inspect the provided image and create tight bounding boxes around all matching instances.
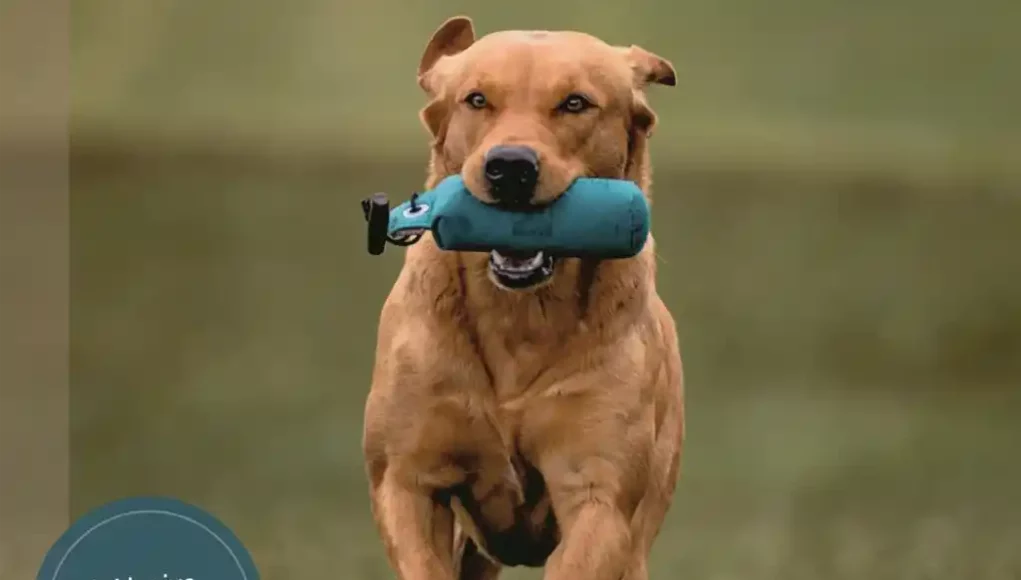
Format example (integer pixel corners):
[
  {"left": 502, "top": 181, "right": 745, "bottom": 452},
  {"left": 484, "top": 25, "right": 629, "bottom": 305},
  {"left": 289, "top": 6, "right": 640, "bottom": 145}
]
[{"left": 66, "top": 0, "right": 1021, "bottom": 181}]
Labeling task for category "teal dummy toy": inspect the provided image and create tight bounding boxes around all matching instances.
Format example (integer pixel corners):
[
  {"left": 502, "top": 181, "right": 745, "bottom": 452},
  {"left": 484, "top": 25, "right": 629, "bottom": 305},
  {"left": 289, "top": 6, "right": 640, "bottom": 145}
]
[{"left": 361, "top": 175, "right": 650, "bottom": 259}]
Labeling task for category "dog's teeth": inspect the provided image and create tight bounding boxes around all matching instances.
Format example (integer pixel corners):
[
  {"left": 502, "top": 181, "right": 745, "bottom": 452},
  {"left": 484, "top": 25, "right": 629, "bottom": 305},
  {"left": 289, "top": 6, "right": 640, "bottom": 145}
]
[
  {"left": 527, "top": 252, "right": 544, "bottom": 268},
  {"left": 491, "top": 250, "right": 544, "bottom": 272}
]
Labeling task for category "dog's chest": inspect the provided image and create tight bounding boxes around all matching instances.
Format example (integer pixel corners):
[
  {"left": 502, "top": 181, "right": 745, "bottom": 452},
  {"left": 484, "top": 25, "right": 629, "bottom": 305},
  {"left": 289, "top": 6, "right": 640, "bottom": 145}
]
[
  {"left": 474, "top": 309, "right": 578, "bottom": 398},
  {"left": 486, "top": 341, "right": 547, "bottom": 397}
]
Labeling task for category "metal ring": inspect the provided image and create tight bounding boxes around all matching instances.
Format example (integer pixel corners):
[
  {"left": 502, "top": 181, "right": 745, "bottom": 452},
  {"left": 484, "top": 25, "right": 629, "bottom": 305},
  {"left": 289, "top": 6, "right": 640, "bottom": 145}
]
[{"left": 402, "top": 203, "right": 430, "bottom": 218}]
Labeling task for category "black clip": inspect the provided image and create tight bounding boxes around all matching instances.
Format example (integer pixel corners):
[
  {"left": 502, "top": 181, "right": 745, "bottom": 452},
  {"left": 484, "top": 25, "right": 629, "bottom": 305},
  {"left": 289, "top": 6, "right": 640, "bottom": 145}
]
[
  {"left": 361, "top": 193, "right": 426, "bottom": 256},
  {"left": 361, "top": 193, "right": 390, "bottom": 255}
]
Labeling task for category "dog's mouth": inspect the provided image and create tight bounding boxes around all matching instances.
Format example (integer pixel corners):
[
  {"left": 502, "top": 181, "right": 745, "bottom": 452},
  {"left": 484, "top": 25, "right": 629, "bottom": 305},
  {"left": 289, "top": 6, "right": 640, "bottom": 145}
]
[{"left": 488, "top": 250, "right": 556, "bottom": 290}]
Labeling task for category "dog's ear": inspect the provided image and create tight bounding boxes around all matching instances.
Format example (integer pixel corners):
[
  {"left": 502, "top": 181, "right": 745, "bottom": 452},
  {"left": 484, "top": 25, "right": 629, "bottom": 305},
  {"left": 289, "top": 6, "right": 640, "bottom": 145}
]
[
  {"left": 617, "top": 44, "right": 674, "bottom": 136},
  {"left": 620, "top": 46, "right": 673, "bottom": 176},
  {"left": 417, "top": 16, "right": 475, "bottom": 93},
  {"left": 619, "top": 44, "right": 676, "bottom": 88},
  {"left": 630, "top": 93, "right": 658, "bottom": 133},
  {"left": 625, "top": 90, "right": 659, "bottom": 179},
  {"left": 417, "top": 17, "right": 475, "bottom": 140}
]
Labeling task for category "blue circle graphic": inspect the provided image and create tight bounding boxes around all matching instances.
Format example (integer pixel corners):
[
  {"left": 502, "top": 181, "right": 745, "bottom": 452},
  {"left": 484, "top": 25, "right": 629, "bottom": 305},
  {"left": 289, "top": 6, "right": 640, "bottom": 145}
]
[{"left": 37, "top": 496, "right": 259, "bottom": 580}]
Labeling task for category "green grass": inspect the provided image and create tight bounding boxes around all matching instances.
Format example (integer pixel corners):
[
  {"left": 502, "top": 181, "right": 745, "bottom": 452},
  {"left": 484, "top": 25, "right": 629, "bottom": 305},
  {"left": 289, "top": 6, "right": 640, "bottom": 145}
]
[
  {"left": 67, "top": 160, "right": 1021, "bottom": 579},
  {"left": 66, "top": 0, "right": 1021, "bottom": 181}
]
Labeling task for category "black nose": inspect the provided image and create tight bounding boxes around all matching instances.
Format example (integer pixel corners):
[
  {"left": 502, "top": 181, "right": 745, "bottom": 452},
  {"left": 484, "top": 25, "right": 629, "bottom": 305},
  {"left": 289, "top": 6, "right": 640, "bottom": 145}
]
[{"left": 483, "top": 145, "right": 540, "bottom": 208}]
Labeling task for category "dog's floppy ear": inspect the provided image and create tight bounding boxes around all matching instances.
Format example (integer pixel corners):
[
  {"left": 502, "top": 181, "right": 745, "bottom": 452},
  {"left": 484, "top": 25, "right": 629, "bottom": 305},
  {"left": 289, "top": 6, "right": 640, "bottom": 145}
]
[
  {"left": 417, "top": 16, "right": 475, "bottom": 93},
  {"left": 617, "top": 44, "right": 674, "bottom": 135},
  {"left": 620, "top": 44, "right": 676, "bottom": 88},
  {"left": 619, "top": 46, "right": 673, "bottom": 174}
]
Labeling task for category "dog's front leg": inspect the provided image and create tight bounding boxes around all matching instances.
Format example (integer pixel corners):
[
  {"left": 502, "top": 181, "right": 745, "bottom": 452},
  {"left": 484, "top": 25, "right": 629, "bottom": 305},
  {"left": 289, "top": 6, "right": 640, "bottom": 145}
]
[
  {"left": 364, "top": 347, "right": 509, "bottom": 579},
  {"left": 542, "top": 487, "right": 632, "bottom": 580},
  {"left": 532, "top": 437, "right": 643, "bottom": 579},
  {"left": 371, "top": 470, "right": 457, "bottom": 580},
  {"left": 525, "top": 370, "right": 653, "bottom": 580}
]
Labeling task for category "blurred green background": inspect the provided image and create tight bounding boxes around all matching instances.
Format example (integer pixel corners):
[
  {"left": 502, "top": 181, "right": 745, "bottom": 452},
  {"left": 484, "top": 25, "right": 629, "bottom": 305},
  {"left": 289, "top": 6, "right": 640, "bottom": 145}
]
[{"left": 65, "top": 0, "right": 1020, "bottom": 578}]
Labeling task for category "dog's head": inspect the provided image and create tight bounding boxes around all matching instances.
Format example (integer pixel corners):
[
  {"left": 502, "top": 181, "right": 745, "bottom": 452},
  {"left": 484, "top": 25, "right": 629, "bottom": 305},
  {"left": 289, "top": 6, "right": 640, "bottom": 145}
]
[{"left": 417, "top": 16, "right": 674, "bottom": 291}]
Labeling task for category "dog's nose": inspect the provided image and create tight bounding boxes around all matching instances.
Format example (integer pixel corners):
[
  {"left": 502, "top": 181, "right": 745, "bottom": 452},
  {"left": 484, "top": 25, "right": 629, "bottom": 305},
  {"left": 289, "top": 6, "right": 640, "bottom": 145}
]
[{"left": 483, "top": 145, "right": 540, "bottom": 208}]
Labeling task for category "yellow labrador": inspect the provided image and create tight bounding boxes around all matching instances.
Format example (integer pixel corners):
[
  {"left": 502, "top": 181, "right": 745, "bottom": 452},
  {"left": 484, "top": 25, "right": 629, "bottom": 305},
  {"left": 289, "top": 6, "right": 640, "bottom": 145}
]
[{"left": 362, "top": 16, "right": 683, "bottom": 580}]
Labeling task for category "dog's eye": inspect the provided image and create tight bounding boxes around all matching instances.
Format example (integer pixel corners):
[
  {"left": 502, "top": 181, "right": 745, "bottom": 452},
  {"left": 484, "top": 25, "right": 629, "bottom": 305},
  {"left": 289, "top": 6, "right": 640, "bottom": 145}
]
[
  {"left": 464, "top": 91, "right": 488, "bottom": 110},
  {"left": 557, "top": 94, "right": 594, "bottom": 114}
]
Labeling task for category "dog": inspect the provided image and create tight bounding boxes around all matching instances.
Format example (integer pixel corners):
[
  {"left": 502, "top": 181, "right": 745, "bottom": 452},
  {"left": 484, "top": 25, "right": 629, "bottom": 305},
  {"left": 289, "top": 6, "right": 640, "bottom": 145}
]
[{"left": 362, "top": 16, "right": 684, "bottom": 580}]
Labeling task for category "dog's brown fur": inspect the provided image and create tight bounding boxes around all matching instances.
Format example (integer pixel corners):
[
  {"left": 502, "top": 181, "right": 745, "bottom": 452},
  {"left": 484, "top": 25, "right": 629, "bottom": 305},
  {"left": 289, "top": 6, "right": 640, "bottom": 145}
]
[{"left": 362, "top": 16, "right": 684, "bottom": 580}]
